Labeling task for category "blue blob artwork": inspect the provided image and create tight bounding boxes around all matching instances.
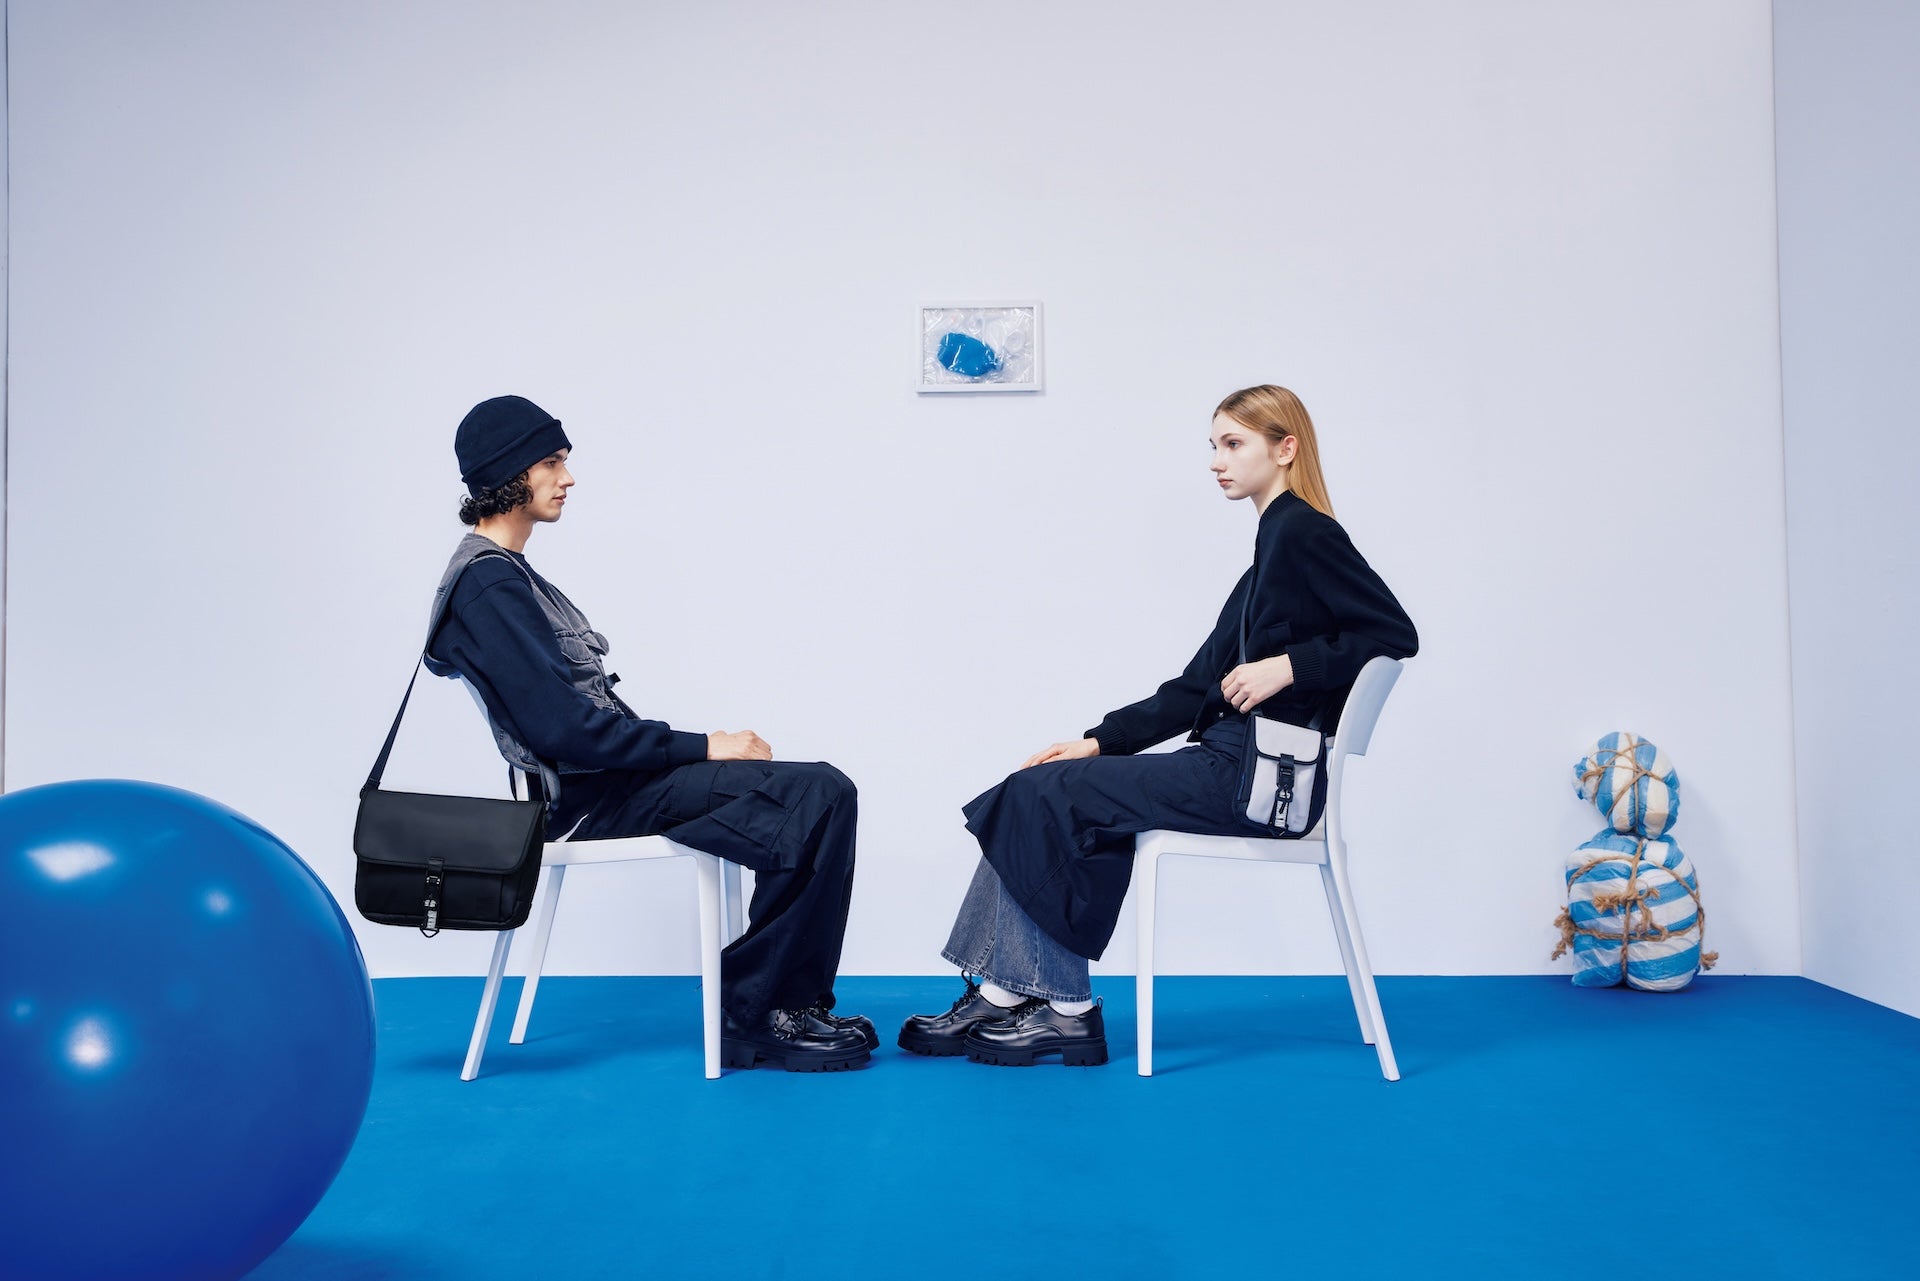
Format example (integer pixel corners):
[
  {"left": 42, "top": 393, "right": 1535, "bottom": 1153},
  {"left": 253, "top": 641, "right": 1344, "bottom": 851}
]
[
  {"left": 937, "top": 331, "right": 1002, "bottom": 379},
  {"left": 0, "top": 780, "right": 376, "bottom": 1281}
]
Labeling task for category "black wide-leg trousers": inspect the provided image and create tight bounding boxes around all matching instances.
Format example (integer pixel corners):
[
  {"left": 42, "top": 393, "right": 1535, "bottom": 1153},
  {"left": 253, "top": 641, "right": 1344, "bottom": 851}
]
[
  {"left": 962, "top": 717, "right": 1256, "bottom": 960},
  {"left": 552, "top": 760, "right": 858, "bottom": 1020}
]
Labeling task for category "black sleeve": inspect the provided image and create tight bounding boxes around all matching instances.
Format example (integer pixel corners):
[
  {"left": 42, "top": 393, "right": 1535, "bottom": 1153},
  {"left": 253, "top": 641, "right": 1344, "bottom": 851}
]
[
  {"left": 436, "top": 567, "right": 710, "bottom": 774},
  {"left": 1083, "top": 575, "right": 1244, "bottom": 756},
  {"left": 1282, "top": 521, "right": 1418, "bottom": 692}
]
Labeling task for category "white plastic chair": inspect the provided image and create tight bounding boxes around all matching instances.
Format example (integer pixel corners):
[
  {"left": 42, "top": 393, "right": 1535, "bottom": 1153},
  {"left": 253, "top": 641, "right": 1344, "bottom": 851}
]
[
  {"left": 452, "top": 679, "right": 746, "bottom": 1081},
  {"left": 1134, "top": 656, "right": 1404, "bottom": 1081},
  {"left": 461, "top": 830, "right": 745, "bottom": 1081}
]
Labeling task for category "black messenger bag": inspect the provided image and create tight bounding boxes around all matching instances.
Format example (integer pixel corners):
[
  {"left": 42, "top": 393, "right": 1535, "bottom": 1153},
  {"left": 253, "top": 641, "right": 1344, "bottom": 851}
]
[{"left": 353, "top": 656, "right": 547, "bottom": 936}]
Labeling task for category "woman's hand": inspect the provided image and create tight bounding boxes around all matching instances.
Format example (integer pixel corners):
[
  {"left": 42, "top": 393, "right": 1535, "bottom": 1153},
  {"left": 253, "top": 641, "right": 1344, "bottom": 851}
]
[
  {"left": 1220, "top": 655, "right": 1294, "bottom": 713},
  {"left": 1022, "top": 738, "right": 1100, "bottom": 769},
  {"left": 708, "top": 730, "right": 773, "bottom": 762}
]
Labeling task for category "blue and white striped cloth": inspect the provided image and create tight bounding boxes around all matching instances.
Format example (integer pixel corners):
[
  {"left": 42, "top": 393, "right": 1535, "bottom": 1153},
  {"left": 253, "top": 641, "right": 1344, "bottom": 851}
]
[
  {"left": 1573, "top": 731, "right": 1680, "bottom": 839},
  {"left": 1563, "top": 831, "right": 1706, "bottom": 992}
]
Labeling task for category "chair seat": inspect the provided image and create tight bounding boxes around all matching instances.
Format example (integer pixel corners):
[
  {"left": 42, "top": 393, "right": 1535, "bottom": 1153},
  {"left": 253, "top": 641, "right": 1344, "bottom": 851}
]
[
  {"left": 1136, "top": 821, "right": 1326, "bottom": 865},
  {"left": 542, "top": 833, "right": 689, "bottom": 867}
]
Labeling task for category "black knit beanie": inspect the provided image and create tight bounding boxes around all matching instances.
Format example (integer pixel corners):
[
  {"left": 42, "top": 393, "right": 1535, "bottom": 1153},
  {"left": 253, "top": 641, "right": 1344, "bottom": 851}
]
[{"left": 455, "top": 395, "right": 571, "bottom": 496}]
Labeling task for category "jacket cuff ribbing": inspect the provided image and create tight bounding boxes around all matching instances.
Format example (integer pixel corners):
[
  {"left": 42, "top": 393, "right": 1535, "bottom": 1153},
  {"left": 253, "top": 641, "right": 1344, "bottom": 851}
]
[
  {"left": 667, "top": 730, "right": 712, "bottom": 768},
  {"left": 1087, "top": 725, "right": 1129, "bottom": 757},
  {"left": 1286, "top": 642, "right": 1329, "bottom": 693}
]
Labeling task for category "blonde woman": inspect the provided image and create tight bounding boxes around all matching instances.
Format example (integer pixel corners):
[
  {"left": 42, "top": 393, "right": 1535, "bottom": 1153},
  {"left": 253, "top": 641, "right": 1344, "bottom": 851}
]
[{"left": 900, "top": 386, "right": 1418, "bottom": 1067}]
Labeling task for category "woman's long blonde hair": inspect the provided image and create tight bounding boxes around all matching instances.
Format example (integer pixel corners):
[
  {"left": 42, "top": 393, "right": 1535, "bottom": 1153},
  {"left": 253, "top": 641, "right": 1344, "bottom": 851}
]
[{"left": 1214, "top": 384, "right": 1334, "bottom": 518}]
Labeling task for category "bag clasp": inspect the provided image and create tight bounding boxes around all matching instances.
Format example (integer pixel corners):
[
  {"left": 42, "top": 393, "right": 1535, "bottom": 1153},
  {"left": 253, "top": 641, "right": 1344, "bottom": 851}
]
[
  {"left": 1270, "top": 759, "right": 1296, "bottom": 829},
  {"left": 421, "top": 858, "right": 445, "bottom": 938}
]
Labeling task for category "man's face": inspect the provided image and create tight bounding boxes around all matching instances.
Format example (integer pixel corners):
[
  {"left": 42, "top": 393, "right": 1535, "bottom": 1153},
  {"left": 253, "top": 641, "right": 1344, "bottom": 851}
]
[{"left": 524, "top": 449, "right": 574, "bottom": 522}]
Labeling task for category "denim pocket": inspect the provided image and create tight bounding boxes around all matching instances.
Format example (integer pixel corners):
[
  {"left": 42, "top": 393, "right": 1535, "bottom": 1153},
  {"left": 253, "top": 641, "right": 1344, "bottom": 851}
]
[{"left": 555, "top": 623, "right": 610, "bottom": 660}]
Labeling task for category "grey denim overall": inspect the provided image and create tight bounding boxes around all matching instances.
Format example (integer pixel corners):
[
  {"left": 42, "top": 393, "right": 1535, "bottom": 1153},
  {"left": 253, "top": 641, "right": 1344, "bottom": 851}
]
[{"left": 423, "top": 533, "right": 618, "bottom": 800}]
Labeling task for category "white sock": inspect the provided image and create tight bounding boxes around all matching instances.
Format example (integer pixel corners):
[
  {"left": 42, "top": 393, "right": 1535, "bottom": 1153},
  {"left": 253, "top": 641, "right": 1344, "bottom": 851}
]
[
  {"left": 1049, "top": 998, "right": 1094, "bottom": 1016},
  {"left": 978, "top": 981, "right": 1026, "bottom": 1008}
]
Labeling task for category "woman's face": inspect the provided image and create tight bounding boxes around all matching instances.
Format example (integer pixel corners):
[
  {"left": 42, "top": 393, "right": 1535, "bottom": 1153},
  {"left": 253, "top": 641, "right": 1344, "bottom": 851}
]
[{"left": 1209, "top": 413, "right": 1294, "bottom": 503}]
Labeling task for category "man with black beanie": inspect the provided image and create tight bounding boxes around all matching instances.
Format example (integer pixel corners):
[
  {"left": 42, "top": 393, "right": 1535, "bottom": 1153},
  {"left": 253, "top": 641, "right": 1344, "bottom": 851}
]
[{"left": 420, "top": 394, "right": 873, "bottom": 1071}]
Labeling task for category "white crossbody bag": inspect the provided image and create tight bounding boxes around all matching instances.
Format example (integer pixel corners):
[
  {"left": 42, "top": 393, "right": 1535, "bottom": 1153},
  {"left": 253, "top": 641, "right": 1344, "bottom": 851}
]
[{"left": 1238, "top": 714, "right": 1323, "bottom": 834}]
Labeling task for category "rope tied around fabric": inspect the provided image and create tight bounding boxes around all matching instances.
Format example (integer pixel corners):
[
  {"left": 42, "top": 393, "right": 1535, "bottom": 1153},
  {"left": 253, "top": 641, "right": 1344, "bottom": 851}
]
[
  {"left": 1551, "top": 835, "right": 1719, "bottom": 974},
  {"left": 1578, "top": 733, "right": 1675, "bottom": 836}
]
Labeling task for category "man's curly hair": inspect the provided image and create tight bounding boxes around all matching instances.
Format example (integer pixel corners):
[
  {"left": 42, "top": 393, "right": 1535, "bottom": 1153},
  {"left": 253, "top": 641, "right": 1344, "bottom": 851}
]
[{"left": 458, "top": 471, "right": 533, "bottom": 525}]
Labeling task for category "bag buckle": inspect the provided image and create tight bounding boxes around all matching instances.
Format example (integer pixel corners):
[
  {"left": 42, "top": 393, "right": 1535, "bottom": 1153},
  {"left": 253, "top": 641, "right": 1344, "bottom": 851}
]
[
  {"left": 1271, "top": 760, "right": 1296, "bottom": 829},
  {"left": 421, "top": 858, "right": 445, "bottom": 938}
]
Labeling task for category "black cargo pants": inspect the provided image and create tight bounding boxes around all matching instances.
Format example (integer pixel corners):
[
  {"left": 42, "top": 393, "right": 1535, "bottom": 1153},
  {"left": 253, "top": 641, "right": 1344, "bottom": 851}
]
[{"left": 551, "top": 760, "right": 858, "bottom": 1020}]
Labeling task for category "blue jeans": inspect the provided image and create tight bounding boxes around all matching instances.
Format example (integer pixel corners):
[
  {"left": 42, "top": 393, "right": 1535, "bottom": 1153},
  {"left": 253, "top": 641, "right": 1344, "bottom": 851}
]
[{"left": 940, "top": 858, "right": 1092, "bottom": 1003}]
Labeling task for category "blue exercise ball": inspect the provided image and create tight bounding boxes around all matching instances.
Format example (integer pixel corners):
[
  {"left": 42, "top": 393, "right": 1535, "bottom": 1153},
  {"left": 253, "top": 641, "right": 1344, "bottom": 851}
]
[{"left": 0, "top": 780, "right": 375, "bottom": 1280}]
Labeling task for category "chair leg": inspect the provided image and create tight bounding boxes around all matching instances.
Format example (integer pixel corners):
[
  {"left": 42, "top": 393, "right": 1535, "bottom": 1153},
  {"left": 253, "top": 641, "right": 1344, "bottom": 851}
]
[
  {"left": 462, "top": 929, "right": 515, "bottom": 1082},
  {"left": 694, "top": 853, "right": 724, "bottom": 1079},
  {"left": 1319, "top": 862, "right": 1377, "bottom": 1045},
  {"left": 1135, "top": 848, "right": 1159, "bottom": 1077},
  {"left": 509, "top": 863, "right": 567, "bottom": 1045},
  {"left": 1328, "top": 857, "right": 1399, "bottom": 1081},
  {"left": 721, "top": 861, "right": 744, "bottom": 946}
]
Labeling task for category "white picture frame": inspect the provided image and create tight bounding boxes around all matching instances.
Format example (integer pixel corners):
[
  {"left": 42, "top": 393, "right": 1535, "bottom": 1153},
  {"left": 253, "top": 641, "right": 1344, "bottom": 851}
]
[{"left": 917, "top": 301, "right": 1044, "bottom": 394}]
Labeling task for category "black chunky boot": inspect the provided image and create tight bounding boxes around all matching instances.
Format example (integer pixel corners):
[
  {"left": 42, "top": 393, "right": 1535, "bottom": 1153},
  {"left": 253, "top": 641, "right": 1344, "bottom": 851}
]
[
  {"left": 721, "top": 1008, "right": 872, "bottom": 1072},
  {"left": 809, "top": 1006, "right": 879, "bottom": 1050},
  {"left": 897, "top": 980, "right": 1028, "bottom": 1057},
  {"left": 963, "top": 1000, "right": 1108, "bottom": 1067}
]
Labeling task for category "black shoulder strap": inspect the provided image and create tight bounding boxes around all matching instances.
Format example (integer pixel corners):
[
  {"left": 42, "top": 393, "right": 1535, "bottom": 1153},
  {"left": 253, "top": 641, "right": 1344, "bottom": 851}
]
[
  {"left": 1237, "top": 545, "right": 1265, "bottom": 667},
  {"left": 363, "top": 548, "right": 522, "bottom": 796},
  {"left": 363, "top": 658, "right": 426, "bottom": 794},
  {"left": 1237, "top": 526, "right": 1323, "bottom": 733}
]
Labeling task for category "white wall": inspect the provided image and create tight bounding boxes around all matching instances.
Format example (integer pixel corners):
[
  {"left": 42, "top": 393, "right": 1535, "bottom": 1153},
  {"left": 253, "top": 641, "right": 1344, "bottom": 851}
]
[
  {"left": 5, "top": 0, "right": 1798, "bottom": 982},
  {"left": 1775, "top": 2, "right": 1920, "bottom": 1017}
]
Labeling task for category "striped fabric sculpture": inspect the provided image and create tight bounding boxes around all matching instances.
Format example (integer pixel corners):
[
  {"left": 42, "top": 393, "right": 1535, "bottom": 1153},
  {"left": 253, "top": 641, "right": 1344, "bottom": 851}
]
[
  {"left": 1574, "top": 732, "right": 1680, "bottom": 839},
  {"left": 1553, "top": 733, "right": 1717, "bottom": 991}
]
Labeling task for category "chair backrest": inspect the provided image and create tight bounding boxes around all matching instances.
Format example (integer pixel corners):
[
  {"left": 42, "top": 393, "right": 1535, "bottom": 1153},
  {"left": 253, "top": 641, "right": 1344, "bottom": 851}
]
[
  {"left": 454, "top": 673, "right": 491, "bottom": 724},
  {"left": 1322, "top": 657, "right": 1403, "bottom": 850},
  {"left": 452, "top": 673, "right": 562, "bottom": 803},
  {"left": 1330, "top": 656, "right": 1403, "bottom": 761}
]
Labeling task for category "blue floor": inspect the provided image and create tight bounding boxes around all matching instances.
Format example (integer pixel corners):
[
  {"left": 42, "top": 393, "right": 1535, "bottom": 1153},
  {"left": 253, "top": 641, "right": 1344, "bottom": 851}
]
[{"left": 251, "top": 976, "right": 1917, "bottom": 1280}]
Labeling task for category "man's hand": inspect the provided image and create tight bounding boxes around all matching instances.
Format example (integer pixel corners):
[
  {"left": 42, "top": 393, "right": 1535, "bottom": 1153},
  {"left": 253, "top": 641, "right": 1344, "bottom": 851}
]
[
  {"left": 1021, "top": 738, "right": 1100, "bottom": 769},
  {"left": 708, "top": 730, "right": 773, "bottom": 762},
  {"left": 1220, "top": 655, "right": 1294, "bottom": 713}
]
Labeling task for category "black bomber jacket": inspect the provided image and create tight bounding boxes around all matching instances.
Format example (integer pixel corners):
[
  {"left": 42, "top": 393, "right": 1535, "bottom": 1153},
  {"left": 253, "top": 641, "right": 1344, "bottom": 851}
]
[{"left": 1085, "top": 491, "right": 1419, "bottom": 755}]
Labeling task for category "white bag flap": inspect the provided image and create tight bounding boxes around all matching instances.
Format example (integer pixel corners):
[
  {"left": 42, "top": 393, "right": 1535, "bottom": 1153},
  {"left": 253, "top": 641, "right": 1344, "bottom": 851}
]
[{"left": 1251, "top": 714, "right": 1322, "bottom": 762}]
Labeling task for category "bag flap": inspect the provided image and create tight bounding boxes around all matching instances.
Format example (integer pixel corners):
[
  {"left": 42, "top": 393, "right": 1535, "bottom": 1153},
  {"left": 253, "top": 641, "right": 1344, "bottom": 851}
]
[
  {"left": 1251, "top": 715, "right": 1323, "bottom": 762},
  {"left": 353, "top": 788, "right": 545, "bottom": 874}
]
